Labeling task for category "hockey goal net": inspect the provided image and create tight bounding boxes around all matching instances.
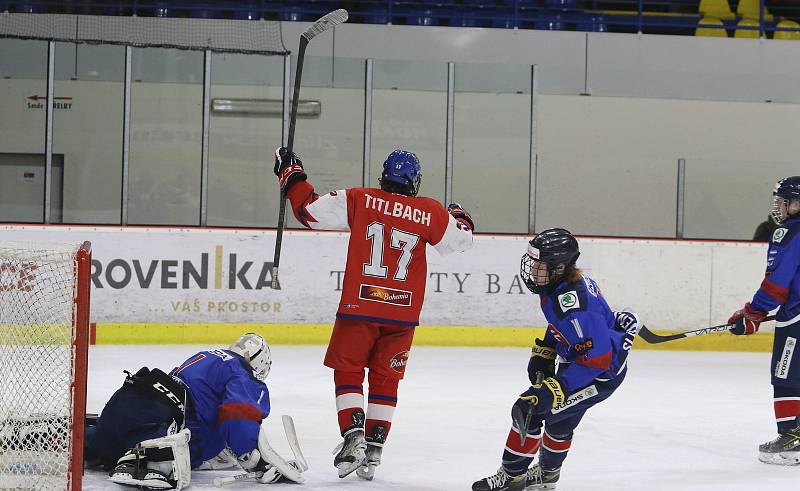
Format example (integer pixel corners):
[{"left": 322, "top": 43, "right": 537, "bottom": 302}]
[{"left": 0, "top": 241, "right": 91, "bottom": 491}]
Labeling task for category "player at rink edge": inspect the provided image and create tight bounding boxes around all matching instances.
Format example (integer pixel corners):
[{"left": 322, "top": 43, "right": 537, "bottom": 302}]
[
  {"left": 273, "top": 146, "right": 474, "bottom": 480},
  {"left": 727, "top": 176, "right": 800, "bottom": 466},
  {"left": 83, "top": 333, "right": 305, "bottom": 489},
  {"left": 472, "top": 228, "right": 640, "bottom": 491}
]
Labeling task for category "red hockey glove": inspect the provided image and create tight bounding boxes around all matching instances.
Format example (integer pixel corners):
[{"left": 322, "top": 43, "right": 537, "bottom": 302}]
[
  {"left": 728, "top": 302, "right": 766, "bottom": 336},
  {"left": 273, "top": 147, "right": 307, "bottom": 191},
  {"left": 447, "top": 202, "right": 474, "bottom": 232}
]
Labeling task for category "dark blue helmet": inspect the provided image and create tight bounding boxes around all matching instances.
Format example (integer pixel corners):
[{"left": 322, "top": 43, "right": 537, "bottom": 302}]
[
  {"left": 520, "top": 228, "right": 580, "bottom": 293},
  {"left": 771, "top": 176, "right": 800, "bottom": 224},
  {"left": 380, "top": 149, "right": 421, "bottom": 196}
]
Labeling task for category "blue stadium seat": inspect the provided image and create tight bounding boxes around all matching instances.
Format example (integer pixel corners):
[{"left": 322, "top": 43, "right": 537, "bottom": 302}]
[
  {"left": 14, "top": 2, "right": 48, "bottom": 13},
  {"left": 534, "top": 17, "right": 565, "bottom": 30},
  {"left": 395, "top": 3, "right": 445, "bottom": 27},
  {"left": 153, "top": 2, "right": 178, "bottom": 18},
  {"left": 231, "top": 2, "right": 261, "bottom": 21},
  {"left": 189, "top": 5, "right": 221, "bottom": 19},
  {"left": 544, "top": 0, "right": 577, "bottom": 8},
  {"left": 360, "top": 4, "right": 391, "bottom": 25},
  {"left": 576, "top": 15, "right": 608, "bottom": 32},
  {"left": 450, "top": 5, "right": 495, "bottom": 28},
  {"left": 280, "top": 2, "right": 314, "bottom": 22}
]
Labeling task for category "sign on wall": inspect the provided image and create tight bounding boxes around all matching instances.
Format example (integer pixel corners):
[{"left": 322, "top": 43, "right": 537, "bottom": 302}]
[{"left": 0, "top": 226, "right": 769, "bottom": 330}]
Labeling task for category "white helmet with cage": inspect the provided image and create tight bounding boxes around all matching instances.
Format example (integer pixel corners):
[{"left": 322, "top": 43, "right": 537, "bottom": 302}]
[{"left": 229, "top": 333, "right": 272, "bottom": 381}]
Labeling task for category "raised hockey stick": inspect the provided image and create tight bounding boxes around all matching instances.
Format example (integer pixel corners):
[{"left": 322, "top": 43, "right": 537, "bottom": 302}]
[
  {"left": 638, "top": 315, "right": 776, "bottom": 344},
  {"left": 271, "top": 8, "right": 349, "bottom": 290},
  {"left": 212, "top": 470, "right": 263, "bottom": 487},
  {"left": 282, "top": 414, "right": 309, "bottom": 471}
]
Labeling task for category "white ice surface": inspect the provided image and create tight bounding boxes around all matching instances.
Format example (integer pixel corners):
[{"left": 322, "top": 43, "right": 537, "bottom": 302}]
[{"left": 83, "top": 346, "right": 799, "bottom": 490}]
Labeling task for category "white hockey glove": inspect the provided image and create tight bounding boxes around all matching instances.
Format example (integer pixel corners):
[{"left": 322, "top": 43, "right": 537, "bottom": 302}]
[
  {"left": 237, "top": 448, "right": 303, "bottom": 484},
  {"left": 196, "top": 447, "right": 239, "bottom": 470}
]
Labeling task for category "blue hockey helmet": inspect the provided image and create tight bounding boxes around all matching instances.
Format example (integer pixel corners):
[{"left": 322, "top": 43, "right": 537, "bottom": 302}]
[
  {"left": 520, "top": 228, "right": 580, "bottom": 294},
  {"left": 771, "top": 176, "right": 800, "bottom": 224},
  {"left": 380, "top": 149, "right": 422, "bottom": 196}
]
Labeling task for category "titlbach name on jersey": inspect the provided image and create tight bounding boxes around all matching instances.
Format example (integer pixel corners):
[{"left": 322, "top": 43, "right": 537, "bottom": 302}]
[{"left": 364, "top": 194, "right": 432, "bottom": 226}]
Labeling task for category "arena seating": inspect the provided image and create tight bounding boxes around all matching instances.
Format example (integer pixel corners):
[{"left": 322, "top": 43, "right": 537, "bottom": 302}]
[
  {"left": 3, "top": 1, "right": 799, "bottom": 40},
  {"left": 695, "top": 16, "right": 727, "bottom": 37}
]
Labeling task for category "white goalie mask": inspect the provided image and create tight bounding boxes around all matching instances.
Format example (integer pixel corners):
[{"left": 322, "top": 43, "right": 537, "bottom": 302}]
[{"left": 229, "top": 333, "right": 272, "bottom": 381}]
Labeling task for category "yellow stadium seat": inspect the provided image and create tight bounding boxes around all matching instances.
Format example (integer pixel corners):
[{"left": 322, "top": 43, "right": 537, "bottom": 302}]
[
  {"left": 737, "top": 0, "right": 774, "bottom": 21},
  {"left": 775, "top": 20, "right": 800, "bottom": 40},
  {"left": 698, "top": 0, "right": 735, "bottom": 21},
  {"left": 696, "top": 17, "right": 727, "bottom": 37},
  {"left": 735, "top": 18, "right": 760, "bottom": 38}
]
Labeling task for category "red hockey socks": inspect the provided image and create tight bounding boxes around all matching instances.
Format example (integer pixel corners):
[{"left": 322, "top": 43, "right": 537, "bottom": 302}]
[
  {"left": 774, "top": 386, "right": 800, "bottom": 433},
  {"left": 365, "top": 372, "right": 399, "bottom": 443},
  {"left": 334, "top": 370, "right": 365, "bottom": 435},
  {"left": 539, "top": 430, "right": 573, "bottom": 470},
  {"left": 502, "top": 425, "right": 542, "bottom": 476}
]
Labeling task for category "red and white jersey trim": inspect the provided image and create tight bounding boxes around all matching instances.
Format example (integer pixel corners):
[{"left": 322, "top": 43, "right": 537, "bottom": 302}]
[{"left": 305, "top": 189, "right": 350, "bottom": 231}]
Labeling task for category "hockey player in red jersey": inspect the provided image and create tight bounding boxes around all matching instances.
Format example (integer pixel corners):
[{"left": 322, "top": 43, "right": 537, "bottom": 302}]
[{"left": 274, "top": 147, "right": 474, "bottom": 479}]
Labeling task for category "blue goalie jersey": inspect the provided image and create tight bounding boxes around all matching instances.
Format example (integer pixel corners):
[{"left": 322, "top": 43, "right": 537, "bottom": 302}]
[
  {"left": 540, "top": 275, "right": 630, "bottom": 393},
  {"left": 170, "top": 348, "right": 270, "bottom": 468}
]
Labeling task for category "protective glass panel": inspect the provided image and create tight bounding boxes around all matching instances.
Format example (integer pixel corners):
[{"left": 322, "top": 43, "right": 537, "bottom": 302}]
[
  {"left": 53, "top": 43, "right": 124, "bottom": 224},
  {"left": 371, "top": 60, "right": 447, "bottom": 203},
  {"left": 128, "top": 48, "right": 203, "bottom": 225},
  {"left": 207, "top": 53, "right": 284, "bottom": 227},
  {"left": 0, "top": 39, "right": 48, "bottom": 223},
  {"left": 283, "top": 56, "right": 365, "bottom": 229},
  {"left": 683, "top": 159, "right": 798, "bottom": 240},
  {"left": 453, "top": 62, "right": 531, "bottom": 233}
]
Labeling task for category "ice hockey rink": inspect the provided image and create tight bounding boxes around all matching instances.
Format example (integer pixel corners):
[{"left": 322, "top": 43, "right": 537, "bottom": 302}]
[{"left": 83, "top": 344, "right": 798, "bottom": 490}]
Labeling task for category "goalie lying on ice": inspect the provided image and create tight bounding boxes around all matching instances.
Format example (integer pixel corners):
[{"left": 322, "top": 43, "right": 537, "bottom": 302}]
[{"left": 83, "top": 333, "right": 305, "bottom": 489}]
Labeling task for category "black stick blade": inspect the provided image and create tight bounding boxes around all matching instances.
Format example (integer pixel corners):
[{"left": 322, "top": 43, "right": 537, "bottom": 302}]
[{"left": 637, "top": 325, "right": 686, "bottom": 344}]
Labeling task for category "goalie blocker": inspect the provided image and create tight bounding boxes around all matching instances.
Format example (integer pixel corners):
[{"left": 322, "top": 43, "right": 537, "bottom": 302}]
[{"left": 85, "top": 334, "right": 307, "bottom": 489}]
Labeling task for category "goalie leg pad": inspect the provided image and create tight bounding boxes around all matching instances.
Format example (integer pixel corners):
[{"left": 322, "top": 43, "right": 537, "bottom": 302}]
[{"left": 109, "top": 429, "right": 191, "bottom": 490}]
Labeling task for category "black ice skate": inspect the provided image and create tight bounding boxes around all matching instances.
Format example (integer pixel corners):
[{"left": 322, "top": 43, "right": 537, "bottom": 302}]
[
  {"left": 525, "top": 463, "right": 560, "bottom": 490},
  {"left": 758, "top": 418, "right": 800, "bottom": 466},
  {"left": 333, "top": 410, "right": 367, "bottom": 478},
  {"left": 357, "top": 424, "right": 387, "bottom": 481},
  {"left": 472, "top": 467, "right": 527, "bottom": 491}
]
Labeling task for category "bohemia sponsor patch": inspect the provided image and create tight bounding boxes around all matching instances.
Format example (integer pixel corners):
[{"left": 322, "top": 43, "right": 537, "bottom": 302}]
[
  {"left": 389, "top": 350, "right": 410, "bottom": 373},
  {"left": 359, "top": 284, "right": 413, "bottom": 307}
]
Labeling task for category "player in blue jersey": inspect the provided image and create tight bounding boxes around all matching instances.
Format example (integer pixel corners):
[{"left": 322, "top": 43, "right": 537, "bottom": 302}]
[
  {"left": 84, "top": 333, "right": 304, "bottom": 489},
  {"left": 727, "top": 176, "right": 800, "bottom": 466},
  {"left": 472, "top": 228, "right": 640, "bottom": 491}
]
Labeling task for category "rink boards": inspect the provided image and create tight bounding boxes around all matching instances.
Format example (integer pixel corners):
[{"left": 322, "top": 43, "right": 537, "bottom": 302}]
[{"left": 0, "top": 225, "right": 774, "bottom": 351}]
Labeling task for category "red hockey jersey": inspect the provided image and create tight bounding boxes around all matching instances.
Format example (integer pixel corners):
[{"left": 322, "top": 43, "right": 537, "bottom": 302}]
[{"left": 286, "top": 181, "right": 473, "bottom": 325}]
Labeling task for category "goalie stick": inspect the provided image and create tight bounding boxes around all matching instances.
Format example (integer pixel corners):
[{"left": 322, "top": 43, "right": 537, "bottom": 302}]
[
  {"left": 638, "top": 315, "right": 775, "bottom": 344},
  {"left": 271, "top": 8, "right": 349, "bottom": 290},
  {"left": 282, "top": 414, "right": 308, "bottom": 471}
]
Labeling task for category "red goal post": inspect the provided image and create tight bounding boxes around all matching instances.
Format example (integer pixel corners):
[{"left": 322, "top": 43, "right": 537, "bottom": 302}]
[{"left": 0, "top": 240, "right": 92, "bottom": 491}]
